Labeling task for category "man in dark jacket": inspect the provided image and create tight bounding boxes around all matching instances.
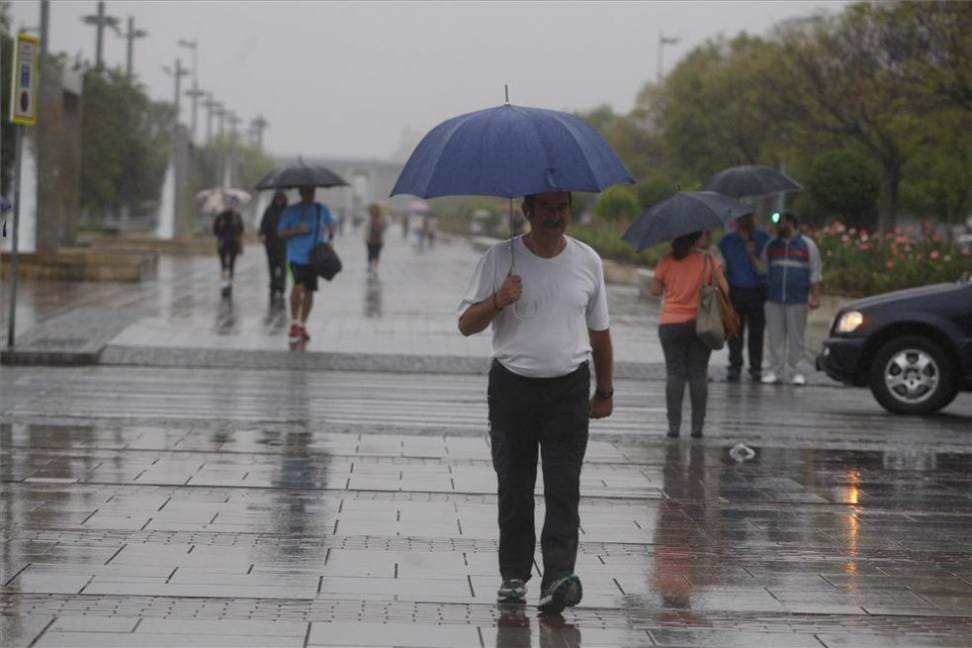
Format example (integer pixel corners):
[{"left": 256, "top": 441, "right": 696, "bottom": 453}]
[{"left": 259, "top": 191, "right": 289, "bottom": 302}]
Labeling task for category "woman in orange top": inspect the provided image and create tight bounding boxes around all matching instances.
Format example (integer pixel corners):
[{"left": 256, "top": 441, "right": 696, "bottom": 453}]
[{"left": 649, "top": 231, "right": 729, "bottom": 438}]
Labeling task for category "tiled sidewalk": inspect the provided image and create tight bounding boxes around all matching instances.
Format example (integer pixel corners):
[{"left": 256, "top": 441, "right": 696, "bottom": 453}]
[{"left": 2, "top": 365, "right": 972, "bottom": 646}]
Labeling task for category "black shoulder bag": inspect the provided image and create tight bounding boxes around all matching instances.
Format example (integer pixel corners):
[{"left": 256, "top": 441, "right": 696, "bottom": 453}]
[{"left": 309, "top": 204, "right": 342, "bottom": 281}]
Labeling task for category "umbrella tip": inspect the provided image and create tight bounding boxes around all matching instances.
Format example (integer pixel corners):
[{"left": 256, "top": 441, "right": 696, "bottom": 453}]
[{"left": 504, "top": 84, "right": 509, "bottom": 105}]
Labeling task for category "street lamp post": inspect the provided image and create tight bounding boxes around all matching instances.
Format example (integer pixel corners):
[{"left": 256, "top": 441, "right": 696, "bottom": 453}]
[
  {"left": 177, "top": 39, "right": 199, "bottom": 142},
  {"left": 123, "top": 16, "right": 148, "bottom": 81},
  {"left": 81, "top": 1, "right": 120, "bottom": 69},
  {"left": 225, "top": 111, "right": 241, "bottom": 186},
  {"left": 162, "top": 58, "right": 189, "bottom": 125},
  {"left": 250, "top": 114, "right": 268, "bottom": 152},
  {"left": 657, "top": 32, "right": 680, "bottom": 82},
  {"left": 200, "top": 93, "right": 217, "bottom": 147}
]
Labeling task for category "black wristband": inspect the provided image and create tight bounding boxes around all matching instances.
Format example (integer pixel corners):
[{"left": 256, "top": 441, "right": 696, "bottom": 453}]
[{"left": 595, "top": 388, "right": 614, "bottom": 400}]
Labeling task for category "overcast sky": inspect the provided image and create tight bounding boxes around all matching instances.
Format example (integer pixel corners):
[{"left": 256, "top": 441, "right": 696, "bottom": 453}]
[{"left": 10, "top": 1, "right": 845, "bottom": 159}]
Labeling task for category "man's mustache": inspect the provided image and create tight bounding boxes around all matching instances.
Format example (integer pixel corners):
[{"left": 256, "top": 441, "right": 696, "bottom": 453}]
[{"left": 541, "top": 219, "right": 565, "bottom": 229}]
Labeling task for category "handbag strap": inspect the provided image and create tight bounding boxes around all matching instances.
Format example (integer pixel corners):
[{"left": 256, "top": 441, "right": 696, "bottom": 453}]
[{"left": 701, "top": 252, "right": 715, "bottom": 288}]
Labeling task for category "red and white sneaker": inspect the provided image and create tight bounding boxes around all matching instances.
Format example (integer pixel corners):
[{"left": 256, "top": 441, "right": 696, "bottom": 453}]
[
  {"left": 288, "top": 323, "right": 302, "bottom": 343},
  {"left": 300, "top": 325, "right": 310, "bottom": 341}
]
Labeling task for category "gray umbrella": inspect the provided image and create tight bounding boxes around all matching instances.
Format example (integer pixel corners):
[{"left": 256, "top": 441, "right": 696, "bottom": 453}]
[
  {"left": 254, "top": 159, "right": 348, "bottom": 190},
  {"left": 703, "top": 164, "right": 801, "bottom": 198},
  {"left": 622, "top": 191, "right": 754, "bottom": 252}
]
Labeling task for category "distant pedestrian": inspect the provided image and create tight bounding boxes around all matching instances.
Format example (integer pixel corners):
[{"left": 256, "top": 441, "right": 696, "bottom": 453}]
[
  {"left": 277, "top": 186, "right": 336, "bottom": 345},
  {"left": 458, "top": 191, "right": 614, "bottom": 615},
  {"left": 717, "top": 214, "right": 770, "bottom": 382},
  {"left": 759, "top": 211, "right": 822, "bottom": 385},
  {"left": 364, "top": 203, "right": 387, "bottom": 275},
  {"left": 259, "top": 190, "right": 289, "bottom": 303},
  {"left": 213, "top": 199, "right": 244, "bottom": 298},
  {"left": 649, "top": 230, "right": 729, "bottom": 438}
]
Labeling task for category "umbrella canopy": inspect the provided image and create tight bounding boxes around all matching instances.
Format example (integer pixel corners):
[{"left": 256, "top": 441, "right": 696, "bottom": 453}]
[
  {"left": 196, "top": 187, "right": 252, "bottom": 214},
  {"left": 623, "top": 191, "right": 754, "bottom": 252},
  {"left": 702, "top": 164, "right": 801, "bottom": 199},
  {"left": 391, "top": 103, "right": 633, "bottom": 199},
  {"left": 255, "top": 160, "right": 348, "bottom": 190}
]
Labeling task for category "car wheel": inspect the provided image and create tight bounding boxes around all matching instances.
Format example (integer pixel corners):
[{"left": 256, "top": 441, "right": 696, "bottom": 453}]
[{"left": 869, "top": 336, "right": 958, "bottom": 415}]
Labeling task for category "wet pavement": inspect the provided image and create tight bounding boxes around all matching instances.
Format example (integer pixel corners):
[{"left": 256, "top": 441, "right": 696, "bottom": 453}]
[
  {"left": 2, "top": 227, "right": 972, "bottom": 646},
  {"left": 2, "top": 362, "right": 972, "bottom": 646}
]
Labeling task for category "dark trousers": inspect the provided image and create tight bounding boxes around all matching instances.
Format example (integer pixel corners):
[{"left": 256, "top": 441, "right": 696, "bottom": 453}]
[
  {"left": 265, "top": 245, "right": 286, "bottom": 295},
  {"left": 487, "top": 360, "right": 590, "bottom": 591},
  {"left": 658, "top": 321, "right": 712, "bottom": 435},
  {"left": 218, "top": 246, "right": 238, "bottom": 277},
  {"left": 727, "top": 286, "right": 766, "bottom": 376}
]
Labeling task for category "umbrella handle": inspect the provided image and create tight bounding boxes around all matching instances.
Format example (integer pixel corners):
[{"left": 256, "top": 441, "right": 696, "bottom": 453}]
[{"left": 508, "top": 197, "right": 516, "bottom": 275}]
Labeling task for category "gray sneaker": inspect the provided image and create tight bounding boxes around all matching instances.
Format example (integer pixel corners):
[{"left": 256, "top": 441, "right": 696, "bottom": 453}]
[
  {"left": 497, "top": 578, "right": 527, "bottom": 604},
  {"left": 537, "top": 575, "right": 583, "bottom": 614}
]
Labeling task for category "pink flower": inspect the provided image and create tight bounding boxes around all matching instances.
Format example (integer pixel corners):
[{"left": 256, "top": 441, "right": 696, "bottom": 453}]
[
  {"left": 885, "top": 260, "right": 894, "bottom": 270},
  {"left": 895, "top": 235, "right": 909, "bottom": 244},
  {"left": 841, "top": 234, "right": 851, "bottom": 244},
  {"left": 961, "top": 247, "right": 970, "bottom": 256},
  {"left": 930, "top": 250, "right": 941, "bottom": 260},
  {"left": 849, "top": 228, "right": 858, "bottom": 236}
]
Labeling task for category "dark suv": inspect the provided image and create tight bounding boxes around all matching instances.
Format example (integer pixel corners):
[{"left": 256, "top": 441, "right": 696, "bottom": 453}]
[{"left": 817, "top": 277, "right": 972, "bottom": 414}]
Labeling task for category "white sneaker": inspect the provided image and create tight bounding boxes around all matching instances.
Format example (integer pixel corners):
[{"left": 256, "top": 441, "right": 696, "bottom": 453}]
[
  {"left": 791, "top": 373, "right": 806, "bottom": 386},
  {"left": 761, "top": 371, "right": 781, "bottom": 384}
]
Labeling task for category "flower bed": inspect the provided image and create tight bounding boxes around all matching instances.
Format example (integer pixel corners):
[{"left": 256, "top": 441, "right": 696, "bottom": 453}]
[{"left": 809, "top": 221, "right": 972, "bottom": 296}]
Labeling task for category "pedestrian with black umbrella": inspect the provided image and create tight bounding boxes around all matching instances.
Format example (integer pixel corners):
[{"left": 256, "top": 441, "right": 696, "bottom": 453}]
[
  {"left": 255, "top": 161, "right": 348, "bottom": 347},
  {"left": 277, "top": 186, "right": 336, "bottom": 345},
  {"left": 624, "top": 191, "right": 750, "bottom": 438}
]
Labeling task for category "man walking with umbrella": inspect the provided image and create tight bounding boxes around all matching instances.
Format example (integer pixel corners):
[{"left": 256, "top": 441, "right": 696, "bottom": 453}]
[
  {"left": 278, "top": 186, "right": 336, "bottom": 345},
  {"left": 458, "top": 191, "right": 615, "bottom": 614}
]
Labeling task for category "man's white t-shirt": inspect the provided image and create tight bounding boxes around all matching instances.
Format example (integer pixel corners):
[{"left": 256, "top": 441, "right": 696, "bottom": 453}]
[{"left": 458, "top": 235, "right": 610, "bottom": 379}]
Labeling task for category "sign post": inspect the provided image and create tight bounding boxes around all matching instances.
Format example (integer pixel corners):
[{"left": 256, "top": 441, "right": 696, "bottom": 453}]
[{"left": 7, "top": 32, "right": 39, "bottom": 350}]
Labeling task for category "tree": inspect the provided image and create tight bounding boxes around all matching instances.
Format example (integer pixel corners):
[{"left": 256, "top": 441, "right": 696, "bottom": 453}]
[
  {"left": 806, "top": 149, "right": 881, "bottom": 227},
  {"left": 760, "top": 4, "right": 960, "bottom": 232},
  {"left": 594, "top": 185, "right": 638, "bottom": 224},
  {"left": 650, "top": 34, "right": 784, "bottom": 184},
  {"left": 80, "top": 68, "right": 173, "bottom": 220},
  {"left": 636, "top": 174, "right": 677, "bottom": 209}
]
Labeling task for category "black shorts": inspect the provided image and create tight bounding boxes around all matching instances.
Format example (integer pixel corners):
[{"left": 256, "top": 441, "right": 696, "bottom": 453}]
[
  {"left": 366, "top": 243, "right": 383, "bottom": 262},
  {"left": 289, "top": 262, "right": 318, "bottom": 292}
]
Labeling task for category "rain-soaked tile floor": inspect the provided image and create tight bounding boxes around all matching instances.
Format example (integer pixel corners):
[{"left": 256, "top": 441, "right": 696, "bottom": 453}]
[{"left": 2, "top": 364, "right": 972, "bottom": 647}]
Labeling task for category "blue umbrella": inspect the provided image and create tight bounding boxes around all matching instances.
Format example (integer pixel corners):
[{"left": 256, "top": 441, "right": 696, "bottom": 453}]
[
  {"left": 391, "top": 103, "right": 633, "bottom": 198},
  {"left": 623, "top": 191, "right": 754, "bottom": 252}
]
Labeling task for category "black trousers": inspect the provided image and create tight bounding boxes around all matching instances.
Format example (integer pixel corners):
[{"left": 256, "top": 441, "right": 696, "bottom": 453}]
[
  {"left": 265, "top": 245, "right": 286, "bottom": 294},
  {"left": 727, "top": 285, "right": 766, "bottom": 376},
  {"left": 487, "top": 360, "right": 589, "bottom": 591}
]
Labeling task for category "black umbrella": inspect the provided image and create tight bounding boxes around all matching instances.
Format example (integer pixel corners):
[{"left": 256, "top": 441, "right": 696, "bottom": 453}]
[
  {"left": 254, "top": 159, "right": 348, "bottom": 190},
  {"left": 702, "top": 164, "right": 801, "bottom": 198},
  {"left": 622, "top": 191, "right": 754, "bottom": 252}
]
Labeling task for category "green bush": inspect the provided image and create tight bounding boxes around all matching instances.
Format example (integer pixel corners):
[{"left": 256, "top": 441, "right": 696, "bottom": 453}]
[
  {"left": 806, "top": 149, "right": 882, "bottom": 230},
  {"left": 594, "top": 185, "right": 639, "bottom": 223},
  {"left": 637, "top": 174, "right": 677, "bottom": 209}
]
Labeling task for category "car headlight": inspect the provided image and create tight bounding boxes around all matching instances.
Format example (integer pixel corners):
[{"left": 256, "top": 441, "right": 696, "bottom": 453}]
[{"left": 835, "top": 311, "right": 864, "bottom": 334}]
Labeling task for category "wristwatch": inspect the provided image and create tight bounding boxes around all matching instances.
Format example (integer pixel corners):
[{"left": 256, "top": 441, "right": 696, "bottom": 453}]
[{"left": 594, "top": 387, "right": 614, "bottom": 400}]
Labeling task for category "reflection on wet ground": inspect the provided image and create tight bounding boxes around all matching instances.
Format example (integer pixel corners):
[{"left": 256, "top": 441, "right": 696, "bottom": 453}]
[{"left": 2, "top": 366, "right": 971, "bottom": 646}]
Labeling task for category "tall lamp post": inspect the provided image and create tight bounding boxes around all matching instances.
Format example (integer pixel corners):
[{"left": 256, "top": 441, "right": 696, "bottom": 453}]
[
  {"left": 200, "top": 92, "right": 218, "bottom": 147},
  {"left": 123, "top": 16, "right": 148, "bottom": 80},
  {"left": 177, "top": 39, "right": 199, "bottom": 142},
  {"left": 81, "top": 1, "right": 121, "bottom": 69},
  {"left": 657, "top": 32, "right": 680, "bottom": 82},
  {"left": 250, "top": 114, "right": 268, "bottom": 151}
]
